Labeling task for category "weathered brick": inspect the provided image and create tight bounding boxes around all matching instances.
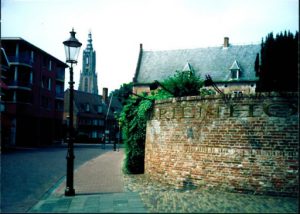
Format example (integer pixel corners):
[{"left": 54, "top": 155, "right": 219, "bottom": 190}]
[{"left": 145, "top": 93, "right": 299, "bottom": 196}]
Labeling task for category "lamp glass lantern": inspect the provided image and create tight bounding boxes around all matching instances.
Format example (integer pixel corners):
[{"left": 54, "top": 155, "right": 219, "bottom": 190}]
[{"left": 63, "top": 29, "right": 82, "bottom": 64}]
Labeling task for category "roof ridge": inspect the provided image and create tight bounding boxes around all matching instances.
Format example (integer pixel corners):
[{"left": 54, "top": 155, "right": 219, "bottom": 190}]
[{"left": 143, "top": 43, "right": 260, "bottom": 52}]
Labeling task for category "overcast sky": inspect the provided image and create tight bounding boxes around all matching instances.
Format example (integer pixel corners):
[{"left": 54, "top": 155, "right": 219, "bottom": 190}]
[{"left": 2, "top": 0, "right": 298, "bottom": 94}]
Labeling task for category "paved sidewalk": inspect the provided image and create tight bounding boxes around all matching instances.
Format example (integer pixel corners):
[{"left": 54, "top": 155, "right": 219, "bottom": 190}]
[{"left": 28, "top": 148, "right": 148, "bottom": 213}]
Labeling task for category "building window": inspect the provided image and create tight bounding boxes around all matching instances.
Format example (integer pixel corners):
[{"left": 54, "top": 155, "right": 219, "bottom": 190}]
[
  {"left": 233, "top": 91, "right": 243, "bottom": 97},
  {"left": 92, "top": 131, "right": 97, "bottom": 138},
  {"left": 231, "top": 69, "right": 239, "bottom": 79},
  {"left": 41, "top": 76, "right": 47, "bottom": 88},
  {"left": 86, "top": 103, "right": 90, "bottom": 112},
  {"left": 48, "top": 60, "right": 52, "bottom": 71},
  {"left": 98, "top": 120, "right": 104, "bottom": 126},
  {"left": 48, "top": 78, "right": 52, "bottom": 91},
  {"left": 97, "top": 105, "right": 102, "bottom": 113},
  {"left": 93, "top": 119, "right": 97, "bottom": 126},
  {"left": 56, "top": 84, "right": 64, "bottom": 94},
  {"left": 86, "top": 57, "right": 89, "bottom": 65},
  {"left": 30, "top": 71, "right": 33, "bottom": 84},
  {"left": 31, "top": 51, "right": 34, "bottom": 62}
]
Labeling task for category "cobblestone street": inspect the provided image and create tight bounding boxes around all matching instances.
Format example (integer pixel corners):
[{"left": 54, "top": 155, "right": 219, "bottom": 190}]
[{"left": 124, "top": 174, "right": 299, "bottom": 213}]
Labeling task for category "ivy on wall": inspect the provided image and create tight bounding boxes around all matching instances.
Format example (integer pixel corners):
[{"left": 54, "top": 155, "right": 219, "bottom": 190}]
[{"left": 118, "top": 70, "right": 215, "bottom": 174}]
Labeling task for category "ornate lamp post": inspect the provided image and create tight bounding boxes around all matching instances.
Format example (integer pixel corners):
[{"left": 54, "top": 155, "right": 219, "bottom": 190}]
[{"left": 63, "top": 28, "right": 82, "bottom": 196}]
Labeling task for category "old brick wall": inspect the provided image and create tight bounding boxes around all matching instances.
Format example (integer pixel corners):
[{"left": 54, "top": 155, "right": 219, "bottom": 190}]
[{"left": 145, "top": 92, "right": 298, "bottom": 196}]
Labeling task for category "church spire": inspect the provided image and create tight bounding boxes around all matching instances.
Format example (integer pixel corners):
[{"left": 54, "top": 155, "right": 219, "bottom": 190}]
[
  {"left": 78, "top": 31, "right": 99, "bottom": 94},
  {"left": 87, "top": 31, "right": 93, "bottom": 50}
]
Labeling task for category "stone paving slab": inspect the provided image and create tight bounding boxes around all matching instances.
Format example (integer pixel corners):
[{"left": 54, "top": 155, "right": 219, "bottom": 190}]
[
  {"left": 28, "top": 149, "right": 148, "bottom": 213},
  {"left": 29, "top": 192, "right": 147, "bottom": 213},
  {"left": 54, "top": 149, "right": 125, "bottom": 195}
]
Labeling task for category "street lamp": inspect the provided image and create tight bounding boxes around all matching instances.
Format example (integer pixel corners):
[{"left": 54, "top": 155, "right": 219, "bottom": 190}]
[{"left": 63, "top": 28, "right": 82, "bottom": 196}]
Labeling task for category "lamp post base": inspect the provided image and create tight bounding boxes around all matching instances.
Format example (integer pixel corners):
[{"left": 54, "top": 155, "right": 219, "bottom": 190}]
[{"left": 65, "top": 187, "right": 75, "bottom": 196}]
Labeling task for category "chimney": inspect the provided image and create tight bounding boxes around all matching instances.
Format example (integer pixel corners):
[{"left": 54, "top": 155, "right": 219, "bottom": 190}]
[
  {"left": 102, "top": 87, "right": 108, "bottom": 104},
  {"left": 224, "top": 37, "right": 229, "bottom": 48}
]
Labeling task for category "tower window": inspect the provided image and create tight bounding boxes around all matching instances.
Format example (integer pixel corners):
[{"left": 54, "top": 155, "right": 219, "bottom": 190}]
[
  {"left": 86, "top": 57, "right": 89, "bottom": 65},
  {"left": 84, "top": 78, "right": 88, "bottom": 92}
]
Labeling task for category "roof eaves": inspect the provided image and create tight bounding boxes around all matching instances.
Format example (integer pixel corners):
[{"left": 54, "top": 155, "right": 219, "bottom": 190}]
[{"left": 1, "top": 37, "right": 68, "bottom": 67}]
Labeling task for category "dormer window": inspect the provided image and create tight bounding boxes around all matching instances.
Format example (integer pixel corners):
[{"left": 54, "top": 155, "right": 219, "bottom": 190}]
[
  {"left": 182, "top": 61, "right": 193, "bottom": 72},
  {"left": 231, "top": 69, "right": 239, "bottom": 79},
  {"left": 230, "top": 60, "right": 241, "bottom": 80}
]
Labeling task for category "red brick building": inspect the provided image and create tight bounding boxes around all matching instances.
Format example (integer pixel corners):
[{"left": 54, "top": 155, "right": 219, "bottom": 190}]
[{"left": 1, "top": 38, "right": 67, "bottom": 148}]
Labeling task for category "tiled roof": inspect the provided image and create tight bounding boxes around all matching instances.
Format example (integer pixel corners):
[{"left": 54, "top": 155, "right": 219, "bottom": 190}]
[
  {"left": 135, "top": 44, "right": 260, "bottom": 83},
  {"left": 74, "top": 90, "right": 103, "bottom": 114},
  {"left": 64, "top": 90, "right": 103, "bottom": 115},
  {"left": 64, "top": 90, "right": 122, "bottom": 118},
  {"left": 230, "top": 60, "right": 240, "bottom": 70}
]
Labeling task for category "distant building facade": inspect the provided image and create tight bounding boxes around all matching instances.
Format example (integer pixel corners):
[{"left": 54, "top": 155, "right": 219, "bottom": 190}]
[
  {"left": 1, "top": 38, "right": 67, "bottom": 148},
  {"left": 63, "top": 88, "right": 122, "bottom": 144},
  {"left": 133, "top": 37, "right": 261, "bottom": 95},
  {"left": 78, "top": 32, "right": 99, "bottom": 94}
]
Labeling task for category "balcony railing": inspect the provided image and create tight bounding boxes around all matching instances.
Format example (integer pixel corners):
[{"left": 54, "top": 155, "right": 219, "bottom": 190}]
[
  {"left": 8, "top": 81, "right": 33, "bottom": 90},
  {"left": 8, "top": 55, "right": 33, "bottom": 66},
  {"left": 55, "top": 92, "right": 64, "bottom": 100}
]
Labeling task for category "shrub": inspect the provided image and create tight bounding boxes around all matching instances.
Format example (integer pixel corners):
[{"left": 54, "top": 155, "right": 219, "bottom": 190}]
[
  {"left": 119, "top": 70, "right": 213, "bottom": 174},
  {"left": 160, "top": 70, "right": 204, "bottom": 97},
  {"left": 119, "top": 95, "right": 152, "bottom": 174}
]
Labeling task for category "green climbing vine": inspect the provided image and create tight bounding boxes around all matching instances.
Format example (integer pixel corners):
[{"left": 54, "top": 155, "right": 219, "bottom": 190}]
[{"left": 117, "top": 70, "right": 215, "bottom": 174}]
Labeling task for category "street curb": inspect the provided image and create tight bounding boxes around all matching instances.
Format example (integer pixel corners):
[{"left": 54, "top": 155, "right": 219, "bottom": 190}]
[{"left": 41, "top": 176, "right": 66, "bottom": 200}]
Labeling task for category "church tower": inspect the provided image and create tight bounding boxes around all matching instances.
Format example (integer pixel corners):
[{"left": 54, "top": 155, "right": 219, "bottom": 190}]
[{"left": 78, "top": 32, "right": 99, "bottom": 94}]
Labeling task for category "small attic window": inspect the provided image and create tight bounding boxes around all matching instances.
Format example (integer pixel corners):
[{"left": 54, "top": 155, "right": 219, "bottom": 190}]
[
  {"left": 231, "top": 70, "right": 240, "bottom": 79},
  {"left": 230, "top": 60, "right": 241, "bottom": 80},
  {"left": 182, "top": 62, "right": 193, "bottom": 72}
]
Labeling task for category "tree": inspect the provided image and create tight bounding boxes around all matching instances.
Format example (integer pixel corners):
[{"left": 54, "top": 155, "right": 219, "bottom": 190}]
[
  {"left": 110, "top": 82, "right": 133, "bottom": 105},
  {"left": 159, "top": 69, "right": 204, "bottom": 97},
  {"left": 257, "top": 31, "right": 298, "bottom": 92},
  {"left": 254, "top": 53, "right": 260, "bottom": 77}
]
